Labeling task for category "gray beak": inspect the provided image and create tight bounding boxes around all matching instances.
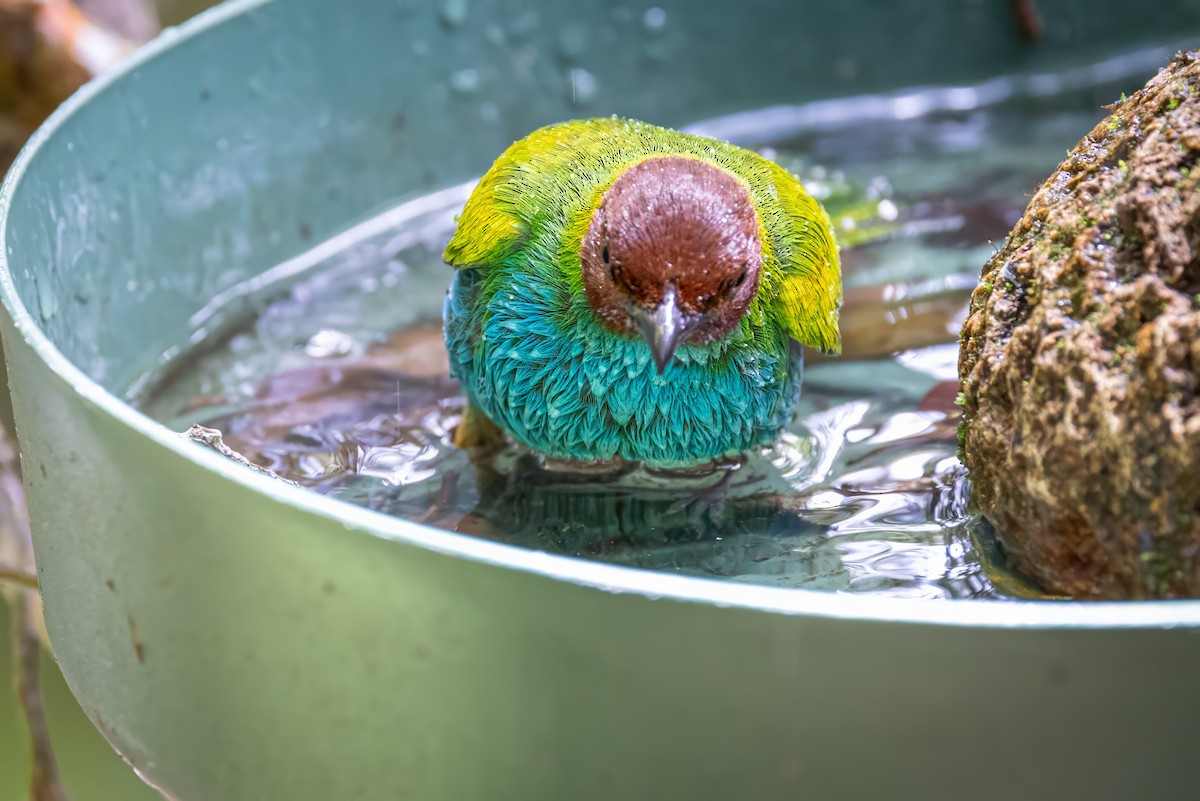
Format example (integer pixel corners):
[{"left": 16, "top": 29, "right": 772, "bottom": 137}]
[{"left": 632, "top": 284, "right": 694, "bottom": 374}]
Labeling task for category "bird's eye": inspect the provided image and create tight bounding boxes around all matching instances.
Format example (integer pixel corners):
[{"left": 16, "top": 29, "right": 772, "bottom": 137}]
[
  {"left": 733, "top": 267, "right": 748, "bottom": 287},
  {"left": 601, "top": 245, "right": 610, "bottom": 263}
]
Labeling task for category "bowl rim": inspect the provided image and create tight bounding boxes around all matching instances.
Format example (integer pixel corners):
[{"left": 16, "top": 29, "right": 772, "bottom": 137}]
[{"left": 2, "top": 0, "right": 1198, "bottom": 631}]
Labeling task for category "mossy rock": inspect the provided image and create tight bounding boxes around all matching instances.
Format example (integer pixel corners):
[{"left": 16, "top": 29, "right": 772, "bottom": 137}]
[{"left": 958, "top": 50, "right": 1200, "bottom": 599}]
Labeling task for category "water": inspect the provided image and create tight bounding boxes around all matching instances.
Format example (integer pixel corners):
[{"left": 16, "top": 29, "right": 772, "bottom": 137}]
[{"left": 136, "top": 64, "right": 1152, "bottom": 600}]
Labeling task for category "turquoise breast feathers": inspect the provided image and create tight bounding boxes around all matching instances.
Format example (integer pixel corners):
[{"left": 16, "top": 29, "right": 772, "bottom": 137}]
[{"left": 442, "top": 117, "right": 841, "bottom": 468}]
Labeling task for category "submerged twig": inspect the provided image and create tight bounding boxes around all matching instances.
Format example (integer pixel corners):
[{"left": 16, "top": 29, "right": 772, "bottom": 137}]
[{"left": 1010, "top": 0, "right": 1043, "bottom": 40}]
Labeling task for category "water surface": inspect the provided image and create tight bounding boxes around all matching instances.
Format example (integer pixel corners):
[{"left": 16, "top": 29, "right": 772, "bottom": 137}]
[{"left": 137, "top": 57, "right": 1164, "bottom": 600}]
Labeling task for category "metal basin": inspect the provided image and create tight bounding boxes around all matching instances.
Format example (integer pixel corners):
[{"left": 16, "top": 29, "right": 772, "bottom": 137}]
[{"left": 3, "top": 1, "right": 1200, "bottom": 799}]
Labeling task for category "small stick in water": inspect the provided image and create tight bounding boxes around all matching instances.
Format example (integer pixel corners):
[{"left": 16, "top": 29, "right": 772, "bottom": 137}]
[
  {"left": 12, "top": 592, "right": 71, "bottom": 801},
  {"left": 182, "top": 424, "right": 299, "bottom": 486}
]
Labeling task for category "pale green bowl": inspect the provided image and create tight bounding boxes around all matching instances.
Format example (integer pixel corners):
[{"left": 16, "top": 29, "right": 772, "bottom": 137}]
[{"left": 3, "top": 1, "right": 1200, "bottom": 799}]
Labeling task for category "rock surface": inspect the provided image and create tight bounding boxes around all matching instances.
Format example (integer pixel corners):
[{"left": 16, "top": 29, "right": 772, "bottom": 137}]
[{"left": 958, "top": 50, "right": 1200, "bottom": 599}]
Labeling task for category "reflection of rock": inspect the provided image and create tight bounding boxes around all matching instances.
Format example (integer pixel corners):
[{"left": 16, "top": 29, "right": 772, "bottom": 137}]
[{"left": 958, "top": 50, "right": 1200, "bottom": 599}]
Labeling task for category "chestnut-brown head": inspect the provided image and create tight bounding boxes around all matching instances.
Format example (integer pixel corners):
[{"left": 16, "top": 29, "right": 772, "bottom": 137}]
[{"left": 581, "top": 156, "right": 762, "bottom": 373}]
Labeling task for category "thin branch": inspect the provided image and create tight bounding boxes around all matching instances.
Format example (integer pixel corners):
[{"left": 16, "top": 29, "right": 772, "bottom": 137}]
[
  {"left": 0, "top": 562, "right": 38, "bottom": 589},
  {"left": 12, "top": 592, "right": 70, "bottom": 801}
]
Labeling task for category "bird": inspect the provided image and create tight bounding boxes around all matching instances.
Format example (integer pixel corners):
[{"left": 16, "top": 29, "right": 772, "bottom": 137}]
[{"left": 442, "top": 116, "right": 841, "bottom": 468}]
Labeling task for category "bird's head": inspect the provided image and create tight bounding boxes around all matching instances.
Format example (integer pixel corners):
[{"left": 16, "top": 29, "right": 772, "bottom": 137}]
[{"left": 581, "top": 156, "right": 762, "bottom": 373}]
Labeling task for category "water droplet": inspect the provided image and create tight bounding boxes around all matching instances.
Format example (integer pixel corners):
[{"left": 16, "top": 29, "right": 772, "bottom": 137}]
[
  {"left": 507, "top": 9, "right": 539, "bottom": 39},
  {"left": 877, "top": 199, "right": 899, "bottom": 222},
  {"left": 438, "top": 0, "right": 468, "bottom": 29},
  {"left": 305, "top": 329, "right": 358, "bottom": 359},
  {"left": 34, "top": 275, "right": 56, "bottom": 321},
  {"left": 450, "top": 68, "right": 480, "bottom": 95},
  {"left": 642, "top": 7, "right": 667, "bottom": 30},
  {"left": 557, "top": 25, "right": 586, "bottom": 60},
  {"left": 66, "top": 141, "right": 75, "bottom": 152},
  {"left": 483, "top": 23, "right": 506, "bottom": 45},
  {"left": 479, "top": 102, "right": 499, "bottom": 123},
  {"left": 643, "top": 41, "right": 671, "bottom": 62},
  {"left": 568, "top": 68, "right": 598, "bottom": 105}
]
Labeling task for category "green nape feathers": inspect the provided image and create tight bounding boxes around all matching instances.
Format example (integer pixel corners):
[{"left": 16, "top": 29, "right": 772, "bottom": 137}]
[{"left": 443, "top": 117, "right": 842, "bottom": 467}]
